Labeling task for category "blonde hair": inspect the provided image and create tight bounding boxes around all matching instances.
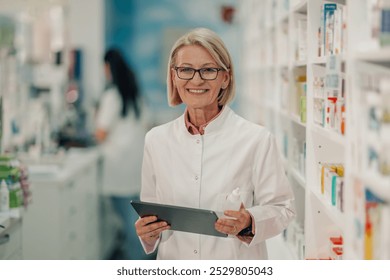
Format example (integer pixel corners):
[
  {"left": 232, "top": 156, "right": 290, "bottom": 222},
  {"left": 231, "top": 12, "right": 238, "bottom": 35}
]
[{"left": 167, "top": 27, "right": 235, "bottom": 107}]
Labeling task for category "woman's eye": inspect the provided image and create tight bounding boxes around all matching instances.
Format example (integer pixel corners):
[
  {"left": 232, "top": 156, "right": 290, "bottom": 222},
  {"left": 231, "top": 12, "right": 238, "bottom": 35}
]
[
  {"left": 180, "top": 68, "right": 193, "bottom": 73},
  {"left": 203, "top": 68, "right": 217, "bottom": 73}
]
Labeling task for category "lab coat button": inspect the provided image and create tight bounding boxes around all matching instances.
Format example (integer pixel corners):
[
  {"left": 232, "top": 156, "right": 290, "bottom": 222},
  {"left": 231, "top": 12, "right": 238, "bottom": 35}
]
[
  {"left": 194, "top": 250, "right": 198, "bottom": 254},
  {"left": 195, "top": 175, "right": 199, "bottom": 180},
  {"left": 196, "top": 139, "right": 200, "bottom": 144}
]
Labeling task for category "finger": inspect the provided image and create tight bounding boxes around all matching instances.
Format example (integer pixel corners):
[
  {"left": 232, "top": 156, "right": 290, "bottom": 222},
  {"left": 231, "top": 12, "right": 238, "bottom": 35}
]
[
  {"left": 142, "top": 224, "right": 170, "bottom": 240},
  {"left": 224, "top": 210, "right": 251, "bottom": 228},
  {"left": 150, "top": 225, "right": 170, "bottom": 236},
  {"left": 220, "top": 213, "right": 242, "bottom": 228},
  {"left": 223, "top": 210, "right": 241, "bottom": 219},
  {"left": 215, "top": 221, "right": 238, "bottom": 235},
  {"left": 134, "top": 216, "right": 157, "bottom": 229},
  {"left": 220, "top": 224, "right": 237, "bottom": 235},
  {"left": 141, "top": 215, "right": 158, "bottom": 226},
  {"left": 216, "top": 217, "right": 235, "bottom": 227},
  {"left": 216, "top": 217, "right": 245, "bottom": 235},
  {"left": 135, "top": 217, "right": 163, "bottom": 236},
  {"left": 146, "top": 221, "right": 169, "bottom": 233}
]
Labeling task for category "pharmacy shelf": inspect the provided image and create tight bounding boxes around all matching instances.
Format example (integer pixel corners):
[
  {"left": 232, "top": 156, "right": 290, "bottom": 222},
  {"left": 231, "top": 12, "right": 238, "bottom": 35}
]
[
  {"left": 240, "top": 0, "right": 309, "bottom": 259},
  {"left": 312, "top": 55, "right": 347, "bottom": 65},
  {"left": 290, "top": 113, "right": 307, "bottom": 128},
  {"left": 353, "top": 48, "right": 390, "bottom": 63},
  {"left": 277, "top": 12, "right": 290, "bottom": 24},
  {"left": 291, "top": 0, "right": 308, "bottom": 14},
  {"left": 310, "top": 124, "right": 346, "bottom": 146},
  {"left": 240, "top": 0, "right": 354, "bottom": 260},
  {"left": 311, "top": 189, "right": 345, "bottom": 229},
  {"left": 294, "top": 60, "right": 308, "bottom": 67},
  {"left": 361, "top": 172, "right": 390, "bottom": 203},
  {"left": 312, "top": 57, "right": 327, "bottom": 65},
  {"left": 290, "top": 167, "right": 306, "bottom": 189},
  {"left": 241, "top": 0, "right": 390, "bottom": 260}
]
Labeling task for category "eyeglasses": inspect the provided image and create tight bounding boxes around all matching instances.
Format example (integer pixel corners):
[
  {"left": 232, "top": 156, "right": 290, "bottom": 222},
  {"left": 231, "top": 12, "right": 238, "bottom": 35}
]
[{"left": 174, "top": 66, "right": 224, "bottom": 80}]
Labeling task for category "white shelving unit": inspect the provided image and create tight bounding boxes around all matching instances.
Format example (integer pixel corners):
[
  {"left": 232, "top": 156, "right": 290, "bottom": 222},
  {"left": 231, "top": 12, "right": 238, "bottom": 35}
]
[
  {"left": 239, "top": 0, "right": 307, "bottom": 260},
  {"left": 346, "top": 0, "right": 390, "bottom": 259},
  {"left": 1, "top": 0, "right": 108, "bottom": 260},
  {"left": 239, "top": 0, "right": 390, "bottom": 260}
]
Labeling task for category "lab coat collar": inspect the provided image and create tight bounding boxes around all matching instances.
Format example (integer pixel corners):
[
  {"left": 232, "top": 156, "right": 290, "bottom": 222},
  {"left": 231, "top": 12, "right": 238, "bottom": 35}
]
[{"left": 179, "top": 106, "right": 232, "bottom": 136}]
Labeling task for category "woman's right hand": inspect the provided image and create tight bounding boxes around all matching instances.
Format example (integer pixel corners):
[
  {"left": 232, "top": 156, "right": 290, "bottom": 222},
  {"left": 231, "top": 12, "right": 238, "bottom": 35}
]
[{"left": 135, "top": 216, "right": 170, "bottom": 245}]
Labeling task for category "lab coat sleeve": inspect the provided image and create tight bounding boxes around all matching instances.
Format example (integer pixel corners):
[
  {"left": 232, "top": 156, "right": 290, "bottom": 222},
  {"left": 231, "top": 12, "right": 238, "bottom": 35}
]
[
  {"left": 138, "top": 228, "right": 160, "bottom": 254},
  {"left": 139, "top": 130, "right": 161, "bottom": 254},
  {"left": 96, "top": 89, "right": 121, "bottom": 131},
  {"left": 246, "top": 131, "right": 296, "bottom": 247},
  {"left": 140, "top": 131, "right": 158, "bottom": 203}
]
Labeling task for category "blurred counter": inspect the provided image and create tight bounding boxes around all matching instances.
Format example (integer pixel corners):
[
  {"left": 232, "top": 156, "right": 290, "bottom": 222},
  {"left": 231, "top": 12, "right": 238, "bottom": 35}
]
[
  {"left": 21, "top": 147, "right": 105, "bottom": 260},
  {"left": 25, "top": 147, "right": 101, "bottom": 183},
  {"left": 0, "top": 215, "right": 23, "bottom": 259}
]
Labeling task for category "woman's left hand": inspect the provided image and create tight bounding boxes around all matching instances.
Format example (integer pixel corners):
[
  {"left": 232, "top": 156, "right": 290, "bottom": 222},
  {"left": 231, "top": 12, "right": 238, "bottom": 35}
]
[{"left": 215, "top": 204, "right": 252, "bottom": 236}]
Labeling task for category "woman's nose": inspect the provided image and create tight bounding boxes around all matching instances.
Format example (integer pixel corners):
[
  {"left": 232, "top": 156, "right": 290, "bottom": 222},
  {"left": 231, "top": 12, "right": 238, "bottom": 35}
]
[{"left": 191, "top": 71, "right": 204, "bottom": 84}]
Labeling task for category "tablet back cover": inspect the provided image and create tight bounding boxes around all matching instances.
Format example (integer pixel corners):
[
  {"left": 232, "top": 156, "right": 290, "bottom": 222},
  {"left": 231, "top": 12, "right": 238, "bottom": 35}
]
[{"left": 131, "top": 200, "right": 227, "bottom": 238}]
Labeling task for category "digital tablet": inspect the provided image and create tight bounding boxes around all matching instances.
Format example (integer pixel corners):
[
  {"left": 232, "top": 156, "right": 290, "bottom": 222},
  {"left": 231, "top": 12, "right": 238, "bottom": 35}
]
[{"left": 130, "top": 200, "right": 227, "bottom": 238}]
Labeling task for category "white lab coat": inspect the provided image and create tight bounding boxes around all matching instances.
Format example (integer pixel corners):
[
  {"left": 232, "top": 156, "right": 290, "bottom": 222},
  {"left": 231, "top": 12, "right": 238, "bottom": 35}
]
[
  {"left": 96, "top": 85, "right": 146, "bottom": 196},
  {"left": 141, "top": 106, "right": 295, "bottom": 259}
]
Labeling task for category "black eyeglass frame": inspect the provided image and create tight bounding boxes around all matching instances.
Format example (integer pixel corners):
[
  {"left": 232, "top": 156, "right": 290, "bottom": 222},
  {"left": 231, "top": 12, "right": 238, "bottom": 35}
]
[{"left": 173, "top": 66, "right": 225, "bottom": 81}]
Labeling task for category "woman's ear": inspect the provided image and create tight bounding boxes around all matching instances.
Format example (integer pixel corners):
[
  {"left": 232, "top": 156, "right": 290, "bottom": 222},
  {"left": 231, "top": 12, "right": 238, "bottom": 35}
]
[
  {"left": 222, "top": 70, "right": 230, "bottom": 89},
  {"left": 171, "top": 68, "right": 177, "bottom": 87}
]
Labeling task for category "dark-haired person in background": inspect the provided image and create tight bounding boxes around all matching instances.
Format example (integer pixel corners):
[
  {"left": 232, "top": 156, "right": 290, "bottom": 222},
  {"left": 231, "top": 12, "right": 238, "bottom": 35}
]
[{"left": 95, "top": 48, "right": 149, "bottom": 260}]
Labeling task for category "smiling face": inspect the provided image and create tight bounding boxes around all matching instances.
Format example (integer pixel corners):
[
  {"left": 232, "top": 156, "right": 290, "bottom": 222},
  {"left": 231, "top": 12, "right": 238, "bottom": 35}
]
[{"left": 171, "top": 45, "right": 230, "bottom": 111}]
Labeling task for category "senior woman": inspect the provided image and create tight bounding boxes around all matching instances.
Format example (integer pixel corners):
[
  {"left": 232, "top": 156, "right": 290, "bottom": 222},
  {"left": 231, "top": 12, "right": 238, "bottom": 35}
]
[{"left": 135, "top": 27, "right": 295, "bottom": 260}]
